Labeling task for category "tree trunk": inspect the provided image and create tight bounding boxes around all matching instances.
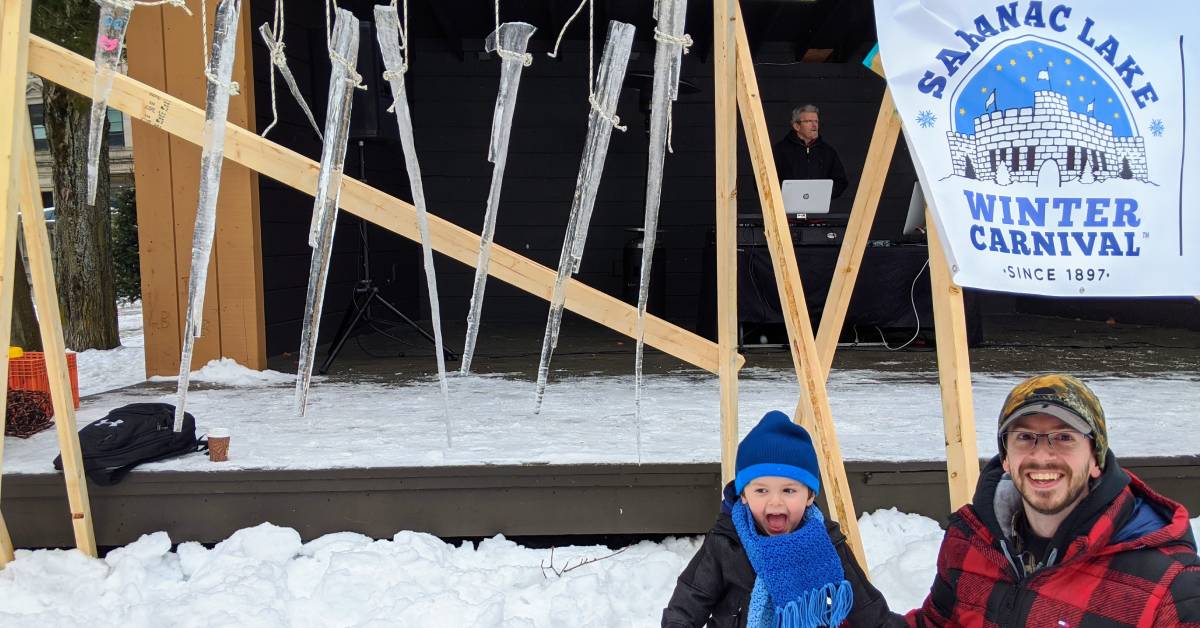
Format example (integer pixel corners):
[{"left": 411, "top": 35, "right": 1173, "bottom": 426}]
[
  {"left": 42, "top": 80, "right": 119, "bottom": 350},
  {"left": 10, "top": 250, "right": 42, "bottom": 351}
]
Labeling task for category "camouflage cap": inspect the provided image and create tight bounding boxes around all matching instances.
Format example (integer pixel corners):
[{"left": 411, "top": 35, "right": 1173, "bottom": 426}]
[{"left": 998, "top": 374, "right": 1108, "bottom": 469}]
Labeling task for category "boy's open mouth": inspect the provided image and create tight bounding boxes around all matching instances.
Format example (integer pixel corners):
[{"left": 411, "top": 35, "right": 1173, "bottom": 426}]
[{"left": 765, "top": 513, "right": 790, "bottom": 534}]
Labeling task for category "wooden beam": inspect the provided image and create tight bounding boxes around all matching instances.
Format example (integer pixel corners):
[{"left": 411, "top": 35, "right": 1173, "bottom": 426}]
[
  {"left": 0, "top": 511, "right": 11, "bottom": 565},
  {"left": 814, "top": 89, "right": 902, "bottom": 377},
  {"left": 0, "top": 160, "right": 19, "bottom": 569},
  {"left": 926, "top": 210, "right": 980, "bottom": 510},
  {"left": 0, "top": 0, "right": 33, "bottom": 569},
  {"left": 713, "top": 0, "right": 740, "bottom": 481},
  {"left": 19, "top": 112, "right": 96, "bottom": 557},
  {"left": 734, "top": 3, "right": 864, "bottom": 563},
  {"left": 713, "top": 0, "right": 739, "bottom": 485},
  {"left": 26, "top": 34, "right": 737, "bottom": 375}
]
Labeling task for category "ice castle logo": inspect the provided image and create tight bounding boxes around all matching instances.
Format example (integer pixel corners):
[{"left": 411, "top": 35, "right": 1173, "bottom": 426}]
[{"left": 943, "top": 39, "right": 1150, "bottom": 188}]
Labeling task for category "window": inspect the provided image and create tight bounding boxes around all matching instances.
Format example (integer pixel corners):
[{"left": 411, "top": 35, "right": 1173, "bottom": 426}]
[
  {"left": 29, "top": 105, "right": 124, "bottom": 150},
  {"left": 1026, "top": 146, "right": 1036, "bottom": 171},
  {"left": 107, "top": 108, "right": 125, "bottom": 148},
  {"left": 1067, "top": 146, "right": 1075, "bottom": 170},
  {"left": 29, "top": 103, "right": 48, "bottom": 151}
]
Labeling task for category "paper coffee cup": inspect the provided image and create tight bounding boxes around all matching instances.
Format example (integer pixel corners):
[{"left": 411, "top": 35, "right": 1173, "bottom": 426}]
[{"left": 208, "top": 427, "right": 231, "bottom": 462}]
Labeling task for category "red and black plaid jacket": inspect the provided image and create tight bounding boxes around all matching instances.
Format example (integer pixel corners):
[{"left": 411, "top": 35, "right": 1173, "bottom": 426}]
[{"left": 906, "top": 455, "right": 1200, "bottom": 627}]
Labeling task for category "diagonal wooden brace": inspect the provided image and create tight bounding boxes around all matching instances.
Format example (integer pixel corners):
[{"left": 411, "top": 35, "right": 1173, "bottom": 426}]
[{"left": 26, "top": 34, "right": 740, "bottom": 376}]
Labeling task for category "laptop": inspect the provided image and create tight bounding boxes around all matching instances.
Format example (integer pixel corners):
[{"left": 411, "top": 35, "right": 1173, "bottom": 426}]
[
  {"left": 781, "top": 179, "right": 833, "bottom": 217},
  {"left": 902, "top": 181, "right": 928, "bottom": 242}
]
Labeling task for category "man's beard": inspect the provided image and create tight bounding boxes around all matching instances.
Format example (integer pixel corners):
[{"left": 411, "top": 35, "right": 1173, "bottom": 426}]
[{"left": 1016, "top": 462, "right": 1090, "bottom": 516}]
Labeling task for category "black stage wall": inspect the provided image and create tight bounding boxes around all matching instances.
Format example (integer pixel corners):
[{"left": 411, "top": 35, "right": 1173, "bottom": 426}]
[
  {"left": 250, "top": 1, "right": 1200, "bottom": 357},
  {"left": 251, "top": 0, "right": 919, "bottom": 356}
]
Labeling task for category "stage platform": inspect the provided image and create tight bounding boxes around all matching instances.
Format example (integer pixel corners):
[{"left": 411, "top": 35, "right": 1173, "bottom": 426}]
[
  {"left": 6, "top": 313, "right": 1200, "bottom": 549},
  {"left": 6, "top": 457, "right": 1198, "bottom": 548}
]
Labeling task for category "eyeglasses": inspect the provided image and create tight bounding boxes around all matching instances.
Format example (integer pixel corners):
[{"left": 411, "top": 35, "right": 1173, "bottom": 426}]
[{"left": 1005, "top": 430, "right": 1090, "bottom": 452}]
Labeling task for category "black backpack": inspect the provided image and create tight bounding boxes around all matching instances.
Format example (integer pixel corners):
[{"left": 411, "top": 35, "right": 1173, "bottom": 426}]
[{"left": 53, "top": 403, "right": 207, "bottom": 485}]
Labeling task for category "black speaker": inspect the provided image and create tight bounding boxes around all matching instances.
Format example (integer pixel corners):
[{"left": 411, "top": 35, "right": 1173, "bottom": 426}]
[{"left": 350, "top": 21, "right": 398, "bottom": 141}]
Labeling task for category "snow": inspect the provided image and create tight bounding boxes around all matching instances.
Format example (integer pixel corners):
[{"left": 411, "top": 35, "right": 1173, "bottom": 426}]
[
  {"left": 71, "top": 300, "right": 146, "bottom": 396},
  {"left": 149, "top": 358, "right": 293, "bottom": 387},
  {"left": 6, "top": 364, "right": 1199, "bottom": 474},
  {"left": 1, "top": 511, "right": 1196, "bottom": 626}
]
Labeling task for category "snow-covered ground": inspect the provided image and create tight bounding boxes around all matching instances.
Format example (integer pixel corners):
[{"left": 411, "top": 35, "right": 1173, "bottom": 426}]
[
  {"left": 0, "top": 510, "right": 1196, "bottom": 627},
  {"left": 10, "top": 302, "right": 1198, "bottom": 475},
  {"left": 71, "top": 300, "right": 147, "bottom": 396},
  {"left": 4, "top": 303, "right": 1195, "bottom": 625}
]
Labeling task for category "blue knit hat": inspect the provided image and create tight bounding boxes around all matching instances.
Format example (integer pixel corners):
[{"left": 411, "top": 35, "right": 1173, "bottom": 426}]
[{"left": 735, "top": 410, "right": 821, "bottom": 496}]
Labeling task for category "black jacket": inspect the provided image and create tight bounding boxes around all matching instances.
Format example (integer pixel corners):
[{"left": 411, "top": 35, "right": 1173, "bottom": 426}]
[
  {"left": 773, "top": 133, "right": 849, "bottom": 200},
  {"left": 662, "top": 484, "right": 891, "bottom": 628}
]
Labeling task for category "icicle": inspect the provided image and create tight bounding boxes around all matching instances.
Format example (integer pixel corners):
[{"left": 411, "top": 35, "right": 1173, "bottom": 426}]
[
  {"left": 85, "top": 0, "right": 133, "bottom": 206},
  {"left": 635, "top": 0, "right": 690, "bottom": 455},
  {"left": 259, "top": 23, "right": 324, "bottom": 140},
  {"left": 173, "top": 0, "right": 243, "bottom": 431},
  {"left": 374, "top": 5, "right": 452, "bottom": 446},
  {"left": 294, "top": 7, "right": 361, "bottom": 416},
  {"left": 459, "top": 21, "right": 536, "bottom": 374},
  {"left": 533, "top": 21, "right": 635, "bottom": 414}
]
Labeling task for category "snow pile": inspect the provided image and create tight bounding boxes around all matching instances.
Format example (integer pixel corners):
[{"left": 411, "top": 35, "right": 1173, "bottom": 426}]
[
  {"left": 860, "top": 508, "right": 945, "bottom": 612},
  {"left": 150, "top": 357, "right": 293, "bottom": 387},
  {"left": 0, "top": 522, "right": 700, "bottom": 627},
  {"left": 1, "top": 512, "right": 1196, "bottom": 626},
  {"left": 72, "top": 300, "right": 146, "bottom": 396}
]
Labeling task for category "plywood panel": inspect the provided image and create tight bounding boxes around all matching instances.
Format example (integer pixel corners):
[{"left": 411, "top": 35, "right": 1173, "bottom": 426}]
[{"left": 126, "top": 6, "right": 181, "bottom": 376}]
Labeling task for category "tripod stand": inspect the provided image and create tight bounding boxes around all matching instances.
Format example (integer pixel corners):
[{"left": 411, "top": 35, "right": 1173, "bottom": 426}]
[{"left": 318, "top": 140, "right": 458, "bottom": 374}]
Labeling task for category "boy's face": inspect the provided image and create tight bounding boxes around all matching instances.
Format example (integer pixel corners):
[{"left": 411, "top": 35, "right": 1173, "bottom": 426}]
[{"left": 740, "top": 476, "right": 815, "bottom": 536}]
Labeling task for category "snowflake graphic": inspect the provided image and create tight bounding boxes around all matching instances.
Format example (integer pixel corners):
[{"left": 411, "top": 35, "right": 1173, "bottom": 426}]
[
  {"left": 1150, "top": 119, "right": 1165, "bottom": 137},
  {"left": 916, "top": 110, "right": 937, "bottom": 129}
]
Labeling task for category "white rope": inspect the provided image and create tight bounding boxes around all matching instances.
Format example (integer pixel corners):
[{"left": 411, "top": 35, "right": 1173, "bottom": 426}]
[
  {"left": 200, "top": 0, "right": 240, "bottom": 96},
  {"left": 547, "top": 0, "right": 586, "bottom": 59},
  {"left": 381, "top": 0, "right": 410, "bottom": 113},
  {"left": 589, "top": 93, "right": 626, "bottom": 132},
  {"left": 261, "top": 0, "right": 285, "bottom": 136},
  {"left": 324, "top": 0, "right": 366, "bottom": 90},
  {"left": 493, "top": 0, "right": 533, "bottom": 66},
  {"left": 549, "top": 0, "right": 614, "bottom": 126},
  {"left": 653, "top": 29, "right": 692, "bottom": 51}
]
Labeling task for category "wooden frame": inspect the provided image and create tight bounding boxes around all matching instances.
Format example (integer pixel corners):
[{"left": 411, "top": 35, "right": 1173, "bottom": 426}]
[
  {"left": 714, "top": 4, "right": 982, "bottom": 563},
  {"left": 0, "top": 0, "right": 96, "bottom": 565},
  {"left": 2, "top": 13, "right": 749, "bottom": 559}
]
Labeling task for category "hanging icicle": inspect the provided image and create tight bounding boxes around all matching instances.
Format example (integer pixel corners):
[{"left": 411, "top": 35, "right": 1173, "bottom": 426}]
[
  {"left": 459, "top": 21, "right": 537, "bottom": 374},
  {"left": 374, "top": 3, "right": 452, "bottom": 446},
  {"left": 259, "top": 0, "right": 323, "bottom": 140},
  {"left": 294, "top": 7, "right": 362, "bottom": 416},
  {"left": 634, "top": 0, "right": 691, "bottom": 455},
  {"left": 173, "top": 0, "right": 243, "bottom": 431},
  {"left": 85, "top": 0, "right": 132, "bottom": 206},
  {"left": 533, "top": 20, "right": 636, "bottom": 414},
  {"left": 259, "top": 24, "right": 324, "bottom": 140},
  {"left": 86, "top": 0, "right": 192, "bottom": 206}
]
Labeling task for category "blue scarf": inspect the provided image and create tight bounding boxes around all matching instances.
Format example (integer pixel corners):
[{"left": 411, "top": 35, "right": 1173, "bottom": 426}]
[{"left": 731, "top": 500, "right": 854, "bottom": 628}]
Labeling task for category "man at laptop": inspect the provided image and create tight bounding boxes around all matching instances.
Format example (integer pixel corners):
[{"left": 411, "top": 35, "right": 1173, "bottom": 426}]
[{"left": 773, "top": 104, "right": 849, "bottom": 200}]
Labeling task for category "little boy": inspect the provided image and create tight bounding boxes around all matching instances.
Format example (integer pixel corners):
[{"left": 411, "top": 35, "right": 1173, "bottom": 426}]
[{"left": 661, "top": 410, "right": 888, "bottom": 628}]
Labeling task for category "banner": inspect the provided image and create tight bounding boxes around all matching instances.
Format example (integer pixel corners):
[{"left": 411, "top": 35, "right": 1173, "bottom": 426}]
[{"left": 875, "top": 1, "right": 1198, "bottom": 296}]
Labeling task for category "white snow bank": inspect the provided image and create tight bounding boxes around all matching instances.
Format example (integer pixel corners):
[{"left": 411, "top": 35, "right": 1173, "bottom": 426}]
[
  {"left": 149, "top": 357, "right": 293, "bottom": 387},
  {"left": 2, "top": 512, "right": 1195, "bottom": 627},
  {"left": 71, "top": 301, "right": 146, "bottom": 396}
]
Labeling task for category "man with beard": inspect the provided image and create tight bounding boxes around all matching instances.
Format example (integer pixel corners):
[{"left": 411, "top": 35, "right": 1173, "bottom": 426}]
[{"left": 896, "top": 374, "right": 1200, "bottom": 626}]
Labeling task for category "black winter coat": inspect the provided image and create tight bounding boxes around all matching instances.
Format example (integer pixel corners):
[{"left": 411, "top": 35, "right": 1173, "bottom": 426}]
[
  {"left": 662, "top": 490, "right": 892, "bottom": 627},
  {"left": 772, "top": 133, "right": 849, "bottom": 200}
]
